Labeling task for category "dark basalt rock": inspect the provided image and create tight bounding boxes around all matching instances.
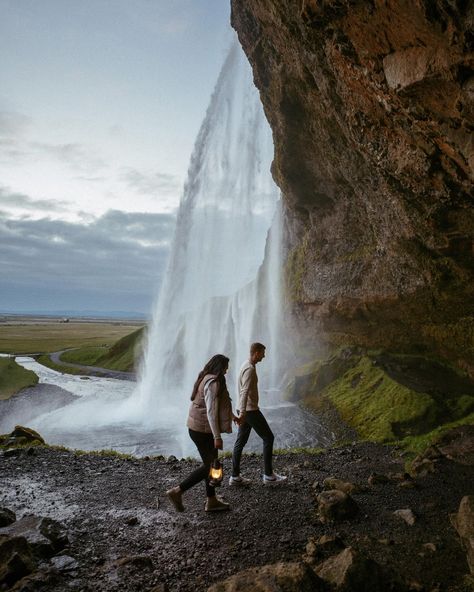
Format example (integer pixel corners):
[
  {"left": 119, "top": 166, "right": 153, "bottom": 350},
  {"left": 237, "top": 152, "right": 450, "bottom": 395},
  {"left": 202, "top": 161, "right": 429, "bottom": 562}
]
[{"left": 231, "top": 0, "right": 474, "bottom": 374}]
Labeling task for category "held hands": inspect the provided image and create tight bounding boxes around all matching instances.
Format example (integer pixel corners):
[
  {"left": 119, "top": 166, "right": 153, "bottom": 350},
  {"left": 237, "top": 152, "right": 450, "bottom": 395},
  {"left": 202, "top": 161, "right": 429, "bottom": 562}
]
[{"left": 214, "top": 437, "right": 223, "bottom": 450}]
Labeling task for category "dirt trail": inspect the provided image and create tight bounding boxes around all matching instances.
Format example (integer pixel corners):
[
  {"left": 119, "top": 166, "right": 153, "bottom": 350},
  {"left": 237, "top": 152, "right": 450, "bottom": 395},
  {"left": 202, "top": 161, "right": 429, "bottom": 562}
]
[{"left": 1, "top": 443, "right": 473, "bottom": 591}]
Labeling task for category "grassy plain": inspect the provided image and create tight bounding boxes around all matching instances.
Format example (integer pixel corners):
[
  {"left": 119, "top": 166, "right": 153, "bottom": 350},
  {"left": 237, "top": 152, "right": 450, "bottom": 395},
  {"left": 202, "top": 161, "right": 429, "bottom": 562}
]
[
  {"left": 0, "top": 357, "right": 38, "bottom": 399},
  {"left": 0, "top": 321, "right": 143, "bottom": 354}
]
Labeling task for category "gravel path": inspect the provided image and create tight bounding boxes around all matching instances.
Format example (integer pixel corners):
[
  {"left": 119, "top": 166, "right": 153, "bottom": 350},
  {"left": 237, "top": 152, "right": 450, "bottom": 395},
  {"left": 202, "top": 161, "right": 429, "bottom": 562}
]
[{"left": 1, "top": 443, "right": 473, "bottom": 591}]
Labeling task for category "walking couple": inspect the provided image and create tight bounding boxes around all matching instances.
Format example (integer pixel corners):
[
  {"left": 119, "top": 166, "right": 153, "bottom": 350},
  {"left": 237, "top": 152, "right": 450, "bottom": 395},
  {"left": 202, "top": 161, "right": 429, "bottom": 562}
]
[{"left": 166, "top": 342, "right": 287, "bottom": 513}]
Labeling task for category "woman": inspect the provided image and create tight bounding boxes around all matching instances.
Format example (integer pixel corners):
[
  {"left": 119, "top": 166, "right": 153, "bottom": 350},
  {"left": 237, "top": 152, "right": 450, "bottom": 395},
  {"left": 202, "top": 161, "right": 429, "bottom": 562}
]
[{"left": 166, "top": 354, "right": 236, "bottom": 512}]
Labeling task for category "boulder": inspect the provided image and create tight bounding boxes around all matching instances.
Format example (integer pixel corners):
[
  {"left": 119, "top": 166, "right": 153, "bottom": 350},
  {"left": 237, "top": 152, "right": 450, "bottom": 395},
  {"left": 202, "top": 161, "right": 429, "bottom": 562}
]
[
  {"left": 0, "top": 535, "right": 36, "bottom": 588},
  {"left": 323, "top": 477, "right": 358, "bottom": 495},
  {"left": 317, "top": 490, "right": 359, "bottom": 523},
  {"left": 0, "top": 516, "right": 68, "bottom": 558},
  {"left": 208, "top": 561, "right": 326, "bottom": 591},
  {"left": 304, "top": 535, "right": 345, "bottom": 565},
  {"left": 450, "top": 495, "right": 474, "bottom": 574},
  {"left": 368, "top": 473, "right": 390, "bottom": 486},
  {"left": 0, "top": 508, "right": 16, "bottom": 527},
  {"left": 10, "top": 426, "right": 45, "bottom": 445},
  {"left": 315, "top": 547, "right": 407, "bottom": 592}
]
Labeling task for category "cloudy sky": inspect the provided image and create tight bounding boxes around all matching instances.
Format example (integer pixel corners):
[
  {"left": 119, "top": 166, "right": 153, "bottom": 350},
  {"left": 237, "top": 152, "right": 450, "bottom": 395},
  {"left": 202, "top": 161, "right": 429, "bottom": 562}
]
[{"left": 0, "top": 0, "right": 232, "bottom": 316}]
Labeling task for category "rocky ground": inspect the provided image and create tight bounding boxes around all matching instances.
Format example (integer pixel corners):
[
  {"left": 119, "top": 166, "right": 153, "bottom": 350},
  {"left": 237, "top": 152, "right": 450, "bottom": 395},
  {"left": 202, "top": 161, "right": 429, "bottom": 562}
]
[{"left": 1, "top": 433, "right": 473, "bottom": 592}]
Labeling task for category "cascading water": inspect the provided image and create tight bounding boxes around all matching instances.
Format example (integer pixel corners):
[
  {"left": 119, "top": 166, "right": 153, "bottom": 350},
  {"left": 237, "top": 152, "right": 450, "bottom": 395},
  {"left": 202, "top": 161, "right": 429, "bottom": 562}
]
[
  {"left": 135, "top": 40, "right": 283, "bottom": 433},
  {"left": 2, "top": 39, "right": 335, "bottom": 456}
]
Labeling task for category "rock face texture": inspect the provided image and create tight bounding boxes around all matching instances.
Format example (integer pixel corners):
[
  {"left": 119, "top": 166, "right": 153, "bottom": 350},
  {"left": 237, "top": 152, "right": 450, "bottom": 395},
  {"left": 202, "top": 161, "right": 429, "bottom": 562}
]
[{"left": 231, "top": 0, "right": 474, "bottom": 372}]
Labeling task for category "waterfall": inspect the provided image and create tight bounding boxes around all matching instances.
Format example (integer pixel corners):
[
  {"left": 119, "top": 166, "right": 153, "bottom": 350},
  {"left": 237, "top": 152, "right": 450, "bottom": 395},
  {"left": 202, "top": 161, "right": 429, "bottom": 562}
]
[{"left": 134, "top": 40, "right": 282, "bottom": 430}]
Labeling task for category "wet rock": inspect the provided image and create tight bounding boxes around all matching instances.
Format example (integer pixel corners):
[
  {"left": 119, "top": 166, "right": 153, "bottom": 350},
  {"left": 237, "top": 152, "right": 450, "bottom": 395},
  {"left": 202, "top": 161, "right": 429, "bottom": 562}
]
[
  {"left": 394, "top": 509, "right": 417, "bottom": 526},
  {"left": 323, "top": 477, "right": 358, "bottom": 495},
  {"left": 410, "top": 457, "right": 436, "bottom": 477},
  {"left": 167, "top": 455, "right": 178, "bottom": 463},
  {"left": 125, "top": 516, "right": 139, "bottom": 526},
  {"left": 4, "top": 448, "right": 23, "bottom": 458},
  {"left": 208, "top": 561, "right": 326, "bottom": 591},
  {"left": 450, "top": 495, "right": 474, "bottom": 574},
  {"left": 0, "top": 508, "right": 16, "bottom": 527},
  {"left": 315, "top": 547, "right": 407, "bottom": 592},
  {"left": 9, "top": 568, "right": 59, "bottom": 592},
  {"left": 0, "top": 535, "right": 36, "bottom": 588},
  {"left": 317, "top": 490, "right": 359, "bottom": 523},
  {"left": 0, "top": 516, "right": 68, "bottom": 558}
]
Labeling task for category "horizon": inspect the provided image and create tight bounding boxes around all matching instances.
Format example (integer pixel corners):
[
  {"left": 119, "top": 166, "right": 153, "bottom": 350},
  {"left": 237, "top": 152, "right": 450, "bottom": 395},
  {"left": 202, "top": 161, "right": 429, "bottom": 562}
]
[{"left": 0, "top": 1, "right": 233, "bottom": 315}]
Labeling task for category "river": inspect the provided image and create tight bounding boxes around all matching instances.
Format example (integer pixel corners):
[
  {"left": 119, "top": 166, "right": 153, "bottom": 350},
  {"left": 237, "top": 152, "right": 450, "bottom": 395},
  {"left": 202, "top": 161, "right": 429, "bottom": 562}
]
[{"left": 0, "top": 356, "right": 334, "bottom": 458}]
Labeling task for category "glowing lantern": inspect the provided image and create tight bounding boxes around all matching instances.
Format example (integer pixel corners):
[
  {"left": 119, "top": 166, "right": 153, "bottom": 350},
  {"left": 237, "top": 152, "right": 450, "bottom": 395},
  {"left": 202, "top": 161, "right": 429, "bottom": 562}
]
[{"left": 209, "top": 459, "right": 223, "bottom": 486}]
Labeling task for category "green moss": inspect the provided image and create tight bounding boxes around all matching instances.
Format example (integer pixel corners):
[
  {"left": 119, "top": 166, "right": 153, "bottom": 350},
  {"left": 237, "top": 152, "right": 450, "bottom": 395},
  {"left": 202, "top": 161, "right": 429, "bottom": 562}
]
[
  {"left": 0, "top": 357, "right": 39, "bottom": 400},
  {"left": 285, "top": 234, "right": 310, "bottom": 302},
  {"left": 299, "top": 350, "right": 474, "bottom": 452},
  {"left": 320, "top": 357, "right": 438, "bottom": 442}
]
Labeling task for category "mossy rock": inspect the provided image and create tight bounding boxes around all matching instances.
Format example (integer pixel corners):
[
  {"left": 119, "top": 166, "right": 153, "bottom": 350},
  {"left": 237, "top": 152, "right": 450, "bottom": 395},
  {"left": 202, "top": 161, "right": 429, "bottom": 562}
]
[{"left": 295, "top": 349, "right": 474, "bottom": 450}]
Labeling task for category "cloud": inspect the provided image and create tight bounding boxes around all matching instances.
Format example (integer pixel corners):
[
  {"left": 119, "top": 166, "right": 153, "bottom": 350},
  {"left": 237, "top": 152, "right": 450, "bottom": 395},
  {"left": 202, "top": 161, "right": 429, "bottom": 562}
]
[
  {"left": 0, "top": 186, "right": 70, "bottom": 213},
  {"left": 120, "top": 167, "right": 181, "bottom": 197},
  {"left": 0, "top": 111, "right": 32, "bottom": 137},
  {"left": 0, "top": 208, "right": 176, "bottom": 313},
  {"left": 30, "top": 141, "right": 107, "bottom": 173}
]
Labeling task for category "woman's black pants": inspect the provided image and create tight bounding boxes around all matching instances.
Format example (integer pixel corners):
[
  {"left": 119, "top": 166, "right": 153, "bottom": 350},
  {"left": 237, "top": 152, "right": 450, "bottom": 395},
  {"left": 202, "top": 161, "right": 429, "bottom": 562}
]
[{"left": 179, "top": 429, "right": 218, "bottom": 498}]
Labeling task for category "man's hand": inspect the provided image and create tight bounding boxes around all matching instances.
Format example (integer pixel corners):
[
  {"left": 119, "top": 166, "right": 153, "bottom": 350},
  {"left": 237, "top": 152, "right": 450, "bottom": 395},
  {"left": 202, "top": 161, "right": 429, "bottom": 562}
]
[{"left": 214, "top": 437, "right": 223, "bottom": 450}]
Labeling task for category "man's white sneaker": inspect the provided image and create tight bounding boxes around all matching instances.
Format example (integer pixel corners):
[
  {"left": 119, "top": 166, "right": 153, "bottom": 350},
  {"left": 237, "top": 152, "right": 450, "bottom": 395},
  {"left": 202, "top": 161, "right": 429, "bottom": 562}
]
[
  {"left": 229, "top": 475, "right": 252, "bottom": 487},
  {"left": 262, "top": 472, "right": 287, "bottom": 485}
]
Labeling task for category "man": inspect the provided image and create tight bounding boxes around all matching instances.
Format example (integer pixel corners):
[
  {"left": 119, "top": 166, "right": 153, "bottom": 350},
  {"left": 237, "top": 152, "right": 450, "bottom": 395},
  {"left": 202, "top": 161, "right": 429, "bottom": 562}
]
[{"left": 230, "top": 342, "right": 287, "bottom": 486}]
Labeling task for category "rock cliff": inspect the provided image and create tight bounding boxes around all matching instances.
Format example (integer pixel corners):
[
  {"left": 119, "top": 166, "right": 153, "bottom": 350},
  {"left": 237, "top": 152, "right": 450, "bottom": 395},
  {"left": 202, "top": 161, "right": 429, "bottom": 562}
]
[{"left": 231, "top": 0, "right": 474, "bottom": 374}]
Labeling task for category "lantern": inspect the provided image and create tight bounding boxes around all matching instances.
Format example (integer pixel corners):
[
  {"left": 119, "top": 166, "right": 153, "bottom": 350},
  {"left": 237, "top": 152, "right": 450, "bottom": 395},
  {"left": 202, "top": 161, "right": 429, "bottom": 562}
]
[{"left": 209, "top": 458, "right": 223, "bottom": 486}]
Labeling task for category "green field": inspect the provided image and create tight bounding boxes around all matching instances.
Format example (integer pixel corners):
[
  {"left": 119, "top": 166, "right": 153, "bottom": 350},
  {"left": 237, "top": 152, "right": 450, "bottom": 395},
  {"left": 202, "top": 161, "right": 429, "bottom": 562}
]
[
  {"left": 0, "top": 357, "right": 39, "bottom": 400},
  {"left": 0, "top": 322, "right": 143, "bottom": 354}
]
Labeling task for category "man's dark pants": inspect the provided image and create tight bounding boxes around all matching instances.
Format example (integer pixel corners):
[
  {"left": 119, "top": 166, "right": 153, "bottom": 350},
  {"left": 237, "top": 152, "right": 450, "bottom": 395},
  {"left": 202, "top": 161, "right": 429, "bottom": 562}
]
[{"left": 232, "top": 409, "right": 274, "bottom": 477}]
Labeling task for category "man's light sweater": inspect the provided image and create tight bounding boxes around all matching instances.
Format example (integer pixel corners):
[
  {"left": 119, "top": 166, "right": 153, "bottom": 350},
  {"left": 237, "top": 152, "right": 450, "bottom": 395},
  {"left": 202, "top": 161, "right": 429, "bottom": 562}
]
[{"left": 238, "top": 360, "right": 259, "bottom": 412}]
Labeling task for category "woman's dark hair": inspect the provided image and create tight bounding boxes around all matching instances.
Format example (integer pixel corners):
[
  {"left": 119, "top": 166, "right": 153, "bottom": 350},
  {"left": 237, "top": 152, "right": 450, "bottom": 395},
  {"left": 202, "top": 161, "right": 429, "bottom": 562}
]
[{"left": 191, "top": 354, "right": 229, "bottom": 400}]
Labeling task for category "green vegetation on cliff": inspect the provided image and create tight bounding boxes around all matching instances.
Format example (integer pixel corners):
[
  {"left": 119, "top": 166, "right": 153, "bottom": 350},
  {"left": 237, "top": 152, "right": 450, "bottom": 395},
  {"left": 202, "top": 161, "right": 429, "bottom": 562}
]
[
  {"left": 59, "top": 326, "right": 145, "bottom": 372},
  {"left": 0, "top": 357, "right": 38, "bottom": 400},
  {"left": 294, "top": 350, "right": 474, "bottom": 453}
]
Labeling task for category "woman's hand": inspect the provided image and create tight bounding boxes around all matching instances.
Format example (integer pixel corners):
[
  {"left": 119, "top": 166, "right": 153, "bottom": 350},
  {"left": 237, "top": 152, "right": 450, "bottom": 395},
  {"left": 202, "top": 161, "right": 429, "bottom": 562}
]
[
  {"left": 214, "top": 437, "right": 223, "bottom": 450},
  {"left": 232, "top": 414, "right": 241, "bottom": 426}
]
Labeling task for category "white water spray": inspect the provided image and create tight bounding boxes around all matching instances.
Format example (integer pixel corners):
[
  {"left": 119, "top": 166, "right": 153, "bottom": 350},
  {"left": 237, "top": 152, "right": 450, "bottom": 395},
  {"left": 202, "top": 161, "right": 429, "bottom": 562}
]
[{"left": 134, "top": 40, "right": 283, "bottom": 429}]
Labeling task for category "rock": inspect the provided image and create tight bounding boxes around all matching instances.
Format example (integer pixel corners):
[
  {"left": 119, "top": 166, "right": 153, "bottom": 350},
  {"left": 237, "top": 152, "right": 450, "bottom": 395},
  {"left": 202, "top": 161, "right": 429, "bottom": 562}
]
[
  {"left": 0, "top": 508, "right": 16, "bottom": 527},
  {"left": 0, "top": 535, "right": 36, "bottom": 588},
  {"left": 125, "top": 516, "right": 139, "bottom": 526},
  {"left": 450, "top": 495, "right": 474, "bottom": 574},
  {"left": 208, "top": 561, "right": 326, "bottom": 591},
  {"left": 394, "top": 509, "right": 417, "bottom": 526},
  {"left": 323, "top": 477, "right": 358, "bottom": 494},
  {"left": 436, "top": 426, "right": 474, "bottom": 466},
  {"left": 167, "top": 455, "right": 178, "bottom": 463},
  {"left": 50, "top": 555, "right": 79, "bottom": 572},
  {"left": 317, "top": 490, "right": 359, "bottom": 523},
  {"left": 231, "top": 0, "right": 474, "bottom": 374},
  {"left": 315, "top": 547, "right": 407, "bottom": 592},
  {"left": 10, "top": 426, "right": 45, "bottom": 445},
  {"left": 0, "top": 516, "right": 68, "bottom": 558},
  {"left": 304, "top": 534, "right": 345, "bottom": 564},
  {"left": 368, "top": 473, "right": 389, "bottom": 486},
  {"left": 410, "top": 457, "right": 436, "bottom": 477},
  {"left": 4, "top": 448, "right": 23, "bottom": 458}
]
